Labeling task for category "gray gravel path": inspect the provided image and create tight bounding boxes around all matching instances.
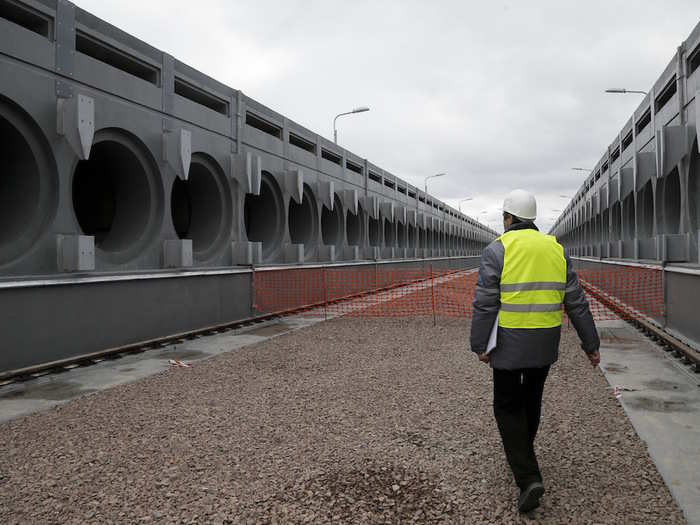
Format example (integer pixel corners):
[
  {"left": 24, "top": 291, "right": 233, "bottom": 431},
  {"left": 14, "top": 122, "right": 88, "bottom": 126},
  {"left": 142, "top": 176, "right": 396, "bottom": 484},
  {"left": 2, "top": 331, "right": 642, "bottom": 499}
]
[{"left": 0, "top": 318, "right": 685, "bottom": 524}]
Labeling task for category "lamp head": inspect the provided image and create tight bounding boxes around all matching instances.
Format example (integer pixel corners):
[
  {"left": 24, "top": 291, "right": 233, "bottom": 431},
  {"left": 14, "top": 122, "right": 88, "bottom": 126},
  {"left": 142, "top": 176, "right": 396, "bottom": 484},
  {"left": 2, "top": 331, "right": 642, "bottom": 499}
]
[{"left": 352, "top": 106, "right": 370, "bottom": 113}]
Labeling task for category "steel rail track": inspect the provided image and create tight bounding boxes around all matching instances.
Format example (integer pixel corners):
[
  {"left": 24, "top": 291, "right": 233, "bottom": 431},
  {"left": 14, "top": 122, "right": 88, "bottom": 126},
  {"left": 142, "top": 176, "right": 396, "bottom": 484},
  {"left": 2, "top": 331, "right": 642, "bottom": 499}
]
[
  {"left": 6, "top": 269, "right": 694, "bottom": 387},
  {"left": 0, "top": 269, "right": 466, "bottom": 385},
  {"left": 580, "top": 280, "right": 700, "bottom": 373}
]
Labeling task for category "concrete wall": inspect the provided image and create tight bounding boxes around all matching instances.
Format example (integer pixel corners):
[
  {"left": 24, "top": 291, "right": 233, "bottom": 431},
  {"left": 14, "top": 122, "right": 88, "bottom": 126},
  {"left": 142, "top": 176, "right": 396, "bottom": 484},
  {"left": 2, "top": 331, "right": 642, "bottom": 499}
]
[
  {"left": 0, "top": 257, "right": 479, "bottom": 374},
  {"left": 0, "top": 1, "right": 495, "bottom": 373},
  {"left": 0, "top": 0, "right": 496, "bottom": 278},
  {"left": 551, "top": 21, "right": 700, "bottom": 266}
]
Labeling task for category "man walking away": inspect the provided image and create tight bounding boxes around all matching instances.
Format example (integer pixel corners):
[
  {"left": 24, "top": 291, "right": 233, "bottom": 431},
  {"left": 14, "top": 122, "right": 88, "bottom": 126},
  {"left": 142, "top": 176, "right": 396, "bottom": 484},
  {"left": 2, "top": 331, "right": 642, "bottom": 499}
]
[{"left": 470, "top": 189, "right": 600, "bottom": 513}]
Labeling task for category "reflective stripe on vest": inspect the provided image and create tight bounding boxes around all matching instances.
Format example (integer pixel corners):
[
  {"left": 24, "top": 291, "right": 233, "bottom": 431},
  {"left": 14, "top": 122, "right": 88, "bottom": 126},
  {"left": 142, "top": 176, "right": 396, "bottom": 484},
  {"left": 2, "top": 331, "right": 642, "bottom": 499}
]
[{"left": 497, "top": 229, "right": 566, "bottom": 329}]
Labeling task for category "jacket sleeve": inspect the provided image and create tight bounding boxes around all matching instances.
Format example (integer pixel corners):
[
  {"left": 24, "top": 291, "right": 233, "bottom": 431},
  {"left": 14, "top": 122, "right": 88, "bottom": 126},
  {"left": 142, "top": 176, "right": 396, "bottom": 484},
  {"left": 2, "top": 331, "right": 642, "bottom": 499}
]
[
  {"left": 470, "top": 241, "right": 504, "bottom": 354},
  {"left": 563, "top": 255, "right": 600, "bottom": 354}
]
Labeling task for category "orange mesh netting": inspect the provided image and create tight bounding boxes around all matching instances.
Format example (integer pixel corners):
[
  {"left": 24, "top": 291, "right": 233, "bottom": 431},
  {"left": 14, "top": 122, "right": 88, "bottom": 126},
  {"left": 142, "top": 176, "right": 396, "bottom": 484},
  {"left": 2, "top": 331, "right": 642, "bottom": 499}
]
[{"left": 252, "top": 265, "right": 663, "bottom": 322}]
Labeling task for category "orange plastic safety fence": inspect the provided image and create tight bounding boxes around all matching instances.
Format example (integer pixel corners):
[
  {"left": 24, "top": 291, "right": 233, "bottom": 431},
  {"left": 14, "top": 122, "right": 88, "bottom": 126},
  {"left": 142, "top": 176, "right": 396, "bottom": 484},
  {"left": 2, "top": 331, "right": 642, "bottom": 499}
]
[{"left": 252, "top": 266, "right": 663, "bottom": 322}]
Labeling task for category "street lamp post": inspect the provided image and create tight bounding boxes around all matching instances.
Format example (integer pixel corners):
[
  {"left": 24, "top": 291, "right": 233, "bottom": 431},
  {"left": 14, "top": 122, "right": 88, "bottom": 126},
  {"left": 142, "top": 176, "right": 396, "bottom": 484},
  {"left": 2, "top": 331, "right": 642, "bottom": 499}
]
[
  {"left": 333, "top": 106, "right": 370, "bottom": 144},
  {"left": 458, "top": 197, "right": 473, "bottom": 213},
  {"left": 424, "top": 173, "right": 446, "bottom": 195},
  {"left": 605, "top": 88, "right": 648, "bottom": 95}
]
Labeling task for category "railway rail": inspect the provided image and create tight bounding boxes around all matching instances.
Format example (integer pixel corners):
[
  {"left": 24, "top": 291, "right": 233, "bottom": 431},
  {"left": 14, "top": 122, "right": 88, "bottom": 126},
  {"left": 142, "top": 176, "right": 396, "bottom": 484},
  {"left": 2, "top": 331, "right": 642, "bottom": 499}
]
[
  {"left": 0, "top": 270, "right": 461, "bottom": 386},
  {"left": 2, "top": 266, "right": 698, "bottom": 389},
  {"left": 580, "top": 279, "right": 700, "bottom": 373}
]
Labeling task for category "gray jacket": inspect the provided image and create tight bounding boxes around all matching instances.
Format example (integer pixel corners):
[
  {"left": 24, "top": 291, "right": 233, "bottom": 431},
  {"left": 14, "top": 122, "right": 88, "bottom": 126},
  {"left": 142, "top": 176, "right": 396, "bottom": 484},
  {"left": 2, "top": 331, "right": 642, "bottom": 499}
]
[{"left": 470, "top": 222, "right": 600, "bottom": 370}]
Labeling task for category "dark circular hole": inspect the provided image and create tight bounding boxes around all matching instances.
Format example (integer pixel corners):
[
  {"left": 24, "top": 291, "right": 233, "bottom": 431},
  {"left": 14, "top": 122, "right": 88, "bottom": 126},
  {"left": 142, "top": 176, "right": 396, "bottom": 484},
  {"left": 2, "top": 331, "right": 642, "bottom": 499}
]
[
  {"left": 622, "top": 195, "right": 635, "bottom": 241},
  {"left": 638, "top": 182, "right": 653, "bottom": 238},
  {"left": 73, "top": 140, "right": 151, "bottom": 252},
  {"left": 690, "top": 140, "right": 699, "bottom": 233},
  {"left": 610, "top": 202, "right": 621, "bottom": 241},
  {"left": 171, "top": 160, "right": 226, "bottom": 256},
  {"left": 661, "top": 169, "right": 681, "bottom": 234},
  {"left": 0, "top": 115, "right": 41, "bottom": 249},
  {"left": 244, "top": 176, "right": 283, "bottom": 259},
  {"left": 383, "top": 218, "right": 395, "bottom": 247},
  {"left": 408, "top": 224, "right": 416, "bottom": 248},
  {"left": 369, "top": 216, "right": 381, "bottom": 247},
  {"left": 288, "top": 185, "right": 318, "bottom": 256},
  {"left": 346, "top": 205, "right": 363, "bottom": 246},
  {"left": 321, "top": 195, "right": 343, "bottom": 248},
  {"left": 396, "top": 222, "right": 406, "bottom": 248}
]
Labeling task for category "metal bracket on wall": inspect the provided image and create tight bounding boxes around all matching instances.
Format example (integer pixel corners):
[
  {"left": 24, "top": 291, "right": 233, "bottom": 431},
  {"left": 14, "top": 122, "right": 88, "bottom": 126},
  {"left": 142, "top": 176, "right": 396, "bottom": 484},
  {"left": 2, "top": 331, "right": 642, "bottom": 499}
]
[
  {"left": 245, "top": 152, "right": 261, "bottom": 195},
  {"left": 361, "top": 196, "right": 379, "bottom": 219},
  {"left": 161, "top": 124, "right": 191, "bottom": 179},
  {"left": 286, "top": 169, "right": 303, "bottom": 204},
  {"left": 660, "top": 125, "right": 690, "bottom": 175},
  {"left": 406, "top": 209, "right": 416, "bottom": 226},
  {"left": 162, "top": 128, "right": 192, "bottom": 180},
  {"left": 317, "top": 180, "right": 334, "bottom": 210},
  {"left": 394, "top": 206, "right": 406, "bottom": 224},
  {"left": 57, "top": 93, "right": 94, "bottom": 159},
  {"left": 343, "top": 189, "right": 358, "bottom": 215},
  {"left": 379, "top": 202, "right": 394, "bottom": 220}
]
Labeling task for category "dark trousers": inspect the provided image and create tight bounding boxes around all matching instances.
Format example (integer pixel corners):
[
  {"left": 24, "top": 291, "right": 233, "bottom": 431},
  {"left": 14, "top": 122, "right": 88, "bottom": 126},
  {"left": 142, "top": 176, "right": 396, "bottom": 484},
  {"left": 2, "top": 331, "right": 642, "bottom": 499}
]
[{"left": 493, "top": 366, "right": 550, "bottom": 490}]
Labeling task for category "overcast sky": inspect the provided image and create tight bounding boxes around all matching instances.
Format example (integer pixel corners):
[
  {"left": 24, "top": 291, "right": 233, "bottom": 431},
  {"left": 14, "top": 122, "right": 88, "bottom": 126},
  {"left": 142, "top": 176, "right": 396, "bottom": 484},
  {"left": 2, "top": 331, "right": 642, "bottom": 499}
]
[{"left": 75, "top": 0, "right": 700, "bottom": 233}]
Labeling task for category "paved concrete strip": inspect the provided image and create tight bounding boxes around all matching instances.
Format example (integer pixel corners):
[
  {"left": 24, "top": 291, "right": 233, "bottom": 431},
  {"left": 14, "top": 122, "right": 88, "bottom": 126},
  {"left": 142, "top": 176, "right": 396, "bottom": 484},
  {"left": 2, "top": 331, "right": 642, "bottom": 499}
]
[
  {"left": 0, "top": 316, "right": 323, "bottom": 424},
  {"left": 597, "top": 319, "right": 700, "bottom": 525}
]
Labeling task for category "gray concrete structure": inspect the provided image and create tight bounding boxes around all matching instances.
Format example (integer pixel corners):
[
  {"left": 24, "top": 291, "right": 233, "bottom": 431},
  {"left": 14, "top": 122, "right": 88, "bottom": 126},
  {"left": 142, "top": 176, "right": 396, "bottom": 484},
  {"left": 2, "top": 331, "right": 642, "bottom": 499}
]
[
  {"left": 550, "top": 21, "right": 700, "bottom": 350},
  {"left": 551, "top": 21, "right": 700, "bottom": 265},
  {"left": 0, "top": 0, "right": 495, "bottom": 374}
]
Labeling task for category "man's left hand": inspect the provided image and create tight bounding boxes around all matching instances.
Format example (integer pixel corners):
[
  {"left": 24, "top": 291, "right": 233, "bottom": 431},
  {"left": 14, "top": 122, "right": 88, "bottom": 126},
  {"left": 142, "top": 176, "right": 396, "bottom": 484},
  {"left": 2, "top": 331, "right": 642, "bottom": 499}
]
[{"left": 477, "top": 352, "right": 490, "bottom": 364}]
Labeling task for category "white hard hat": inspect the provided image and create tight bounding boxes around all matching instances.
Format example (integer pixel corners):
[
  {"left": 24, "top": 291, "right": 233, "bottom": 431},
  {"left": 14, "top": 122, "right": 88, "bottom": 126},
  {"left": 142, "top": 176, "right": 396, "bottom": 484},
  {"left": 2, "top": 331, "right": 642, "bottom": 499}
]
[{"left": 502, "top": 189, "right": 537, "bottom": 220}]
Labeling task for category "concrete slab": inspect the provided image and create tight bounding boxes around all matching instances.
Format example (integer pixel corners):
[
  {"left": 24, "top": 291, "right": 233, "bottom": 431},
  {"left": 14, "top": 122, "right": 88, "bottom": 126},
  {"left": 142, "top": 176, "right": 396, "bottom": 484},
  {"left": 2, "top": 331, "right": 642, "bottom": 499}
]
[
  {"left": 598, "top": 321, "right": 700, "bottom": 525},
  {"left": 0, "top": 316, "right": 322, "bottom": 424}
]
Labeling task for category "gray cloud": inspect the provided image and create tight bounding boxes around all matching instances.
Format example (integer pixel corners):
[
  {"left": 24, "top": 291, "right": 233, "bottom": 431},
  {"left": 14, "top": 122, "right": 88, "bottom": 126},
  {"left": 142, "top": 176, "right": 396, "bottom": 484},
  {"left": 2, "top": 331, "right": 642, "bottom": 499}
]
[{"left": 75, "top": 0, "right": 700, "bottom": 233}]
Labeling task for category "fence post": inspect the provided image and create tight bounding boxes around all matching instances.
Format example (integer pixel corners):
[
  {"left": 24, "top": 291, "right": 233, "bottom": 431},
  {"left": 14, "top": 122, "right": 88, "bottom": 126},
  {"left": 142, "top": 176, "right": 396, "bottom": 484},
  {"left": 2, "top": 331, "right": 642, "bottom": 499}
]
[
  {"left": 323, "top": 267, "right": 328, "bottom": 321},
  {"left": 430, "top": 263, "right": 436, "bottom": 326},
  {"left": 250, "top": 264, "right": 256, "bottom": 316},
  {"left": 661, "top": 262, "right": 667, "bottom": 329}
]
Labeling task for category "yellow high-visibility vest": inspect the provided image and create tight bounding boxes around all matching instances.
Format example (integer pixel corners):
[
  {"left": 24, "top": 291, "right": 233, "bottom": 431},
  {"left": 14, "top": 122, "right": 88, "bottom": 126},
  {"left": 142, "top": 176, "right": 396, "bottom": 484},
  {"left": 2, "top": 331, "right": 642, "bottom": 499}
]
[{"left": 497, "top": 229, "right": 567, "bottom": 329}]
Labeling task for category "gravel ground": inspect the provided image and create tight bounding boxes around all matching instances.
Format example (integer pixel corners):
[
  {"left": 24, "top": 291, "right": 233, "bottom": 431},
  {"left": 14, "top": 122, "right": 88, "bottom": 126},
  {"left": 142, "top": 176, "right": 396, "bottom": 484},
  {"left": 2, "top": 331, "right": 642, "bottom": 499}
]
[{"left": 0, "top": 318, "right": 685, "bottom": 524}]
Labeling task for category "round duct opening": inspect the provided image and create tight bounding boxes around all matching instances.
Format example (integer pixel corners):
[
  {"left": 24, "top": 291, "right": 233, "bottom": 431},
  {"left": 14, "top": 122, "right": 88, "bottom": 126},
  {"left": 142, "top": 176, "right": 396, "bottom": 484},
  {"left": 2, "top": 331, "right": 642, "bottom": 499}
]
[
  {"left": 610, "top": 202, "right": 621, "bottom": 241},
  {"left": 690, "top": 139, "right": 699, "bottom": 233},
  {"left": 408, "top": 224, "right": 416, "bottom": 249},
  {"left": 0, "top": 102, "right": 57, "bottom": 265},
  {"left": 622, "top": 195, "right": 635, "bottom": 241},
  {"left": 171, "top": 155, "right": 231, "bottom": 259},
  {"left": 659, "top": 169, "right": 681, "bottom": 234},
  {"left": 601, "top": 209, "right": 609, "bottom": 242},
  {"left": 288, "top": 184, "right": 318, "bottom": 257},
  {"left": 396, "top": 221, "right": 406, "bottom": 248},
  {"left": 637, "top": 182, "right": 653, "bottom": 238},
  {"left": 346, "top": 204, "right": 364, "bottom": 246},
  {"left": 383, "top": 218, "right": 395, "bottom": 247},
  {"left": 321, "top": 194, "right": 343, "bottom": 249},
  {"left": 369, "top": 216, "right": 381, "bottom": 247},
  {"left": 244, "top": 173, "right": 284, "bottom": 260},
  {"left": 73, "top": 133, "right": 160, "bottom": 259}
]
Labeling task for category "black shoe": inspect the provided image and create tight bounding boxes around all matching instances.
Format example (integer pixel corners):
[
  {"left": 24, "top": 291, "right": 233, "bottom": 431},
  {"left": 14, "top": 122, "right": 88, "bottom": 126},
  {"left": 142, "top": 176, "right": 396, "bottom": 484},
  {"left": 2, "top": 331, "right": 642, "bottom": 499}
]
[{"left": 518, "top": 481, "right": 544, "bottom": 513}]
